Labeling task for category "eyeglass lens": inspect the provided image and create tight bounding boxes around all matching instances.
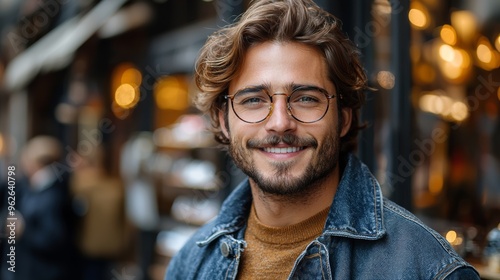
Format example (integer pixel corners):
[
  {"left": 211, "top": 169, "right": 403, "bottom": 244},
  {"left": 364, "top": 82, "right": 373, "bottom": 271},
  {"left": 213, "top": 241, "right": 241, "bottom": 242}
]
[{"left": 230, "top": 86, "right": 332, "bottom": 123}]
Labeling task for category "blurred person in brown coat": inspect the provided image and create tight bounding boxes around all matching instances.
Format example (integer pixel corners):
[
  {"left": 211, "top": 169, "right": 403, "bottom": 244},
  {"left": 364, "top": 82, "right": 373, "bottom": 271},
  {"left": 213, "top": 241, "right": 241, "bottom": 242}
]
[{"left": 71, "top": 144, "right": 128, "bottom": 280}]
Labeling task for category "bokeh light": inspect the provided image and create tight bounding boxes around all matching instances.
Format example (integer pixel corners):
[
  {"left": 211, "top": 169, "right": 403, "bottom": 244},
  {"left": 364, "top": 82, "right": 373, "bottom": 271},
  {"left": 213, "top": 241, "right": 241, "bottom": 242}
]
[
  {"left": 440, "top": 25, "right": 457, "bottom": 46},
  {"left": 376, "top": 71, "right": 395, "bottom": 89},
  {"left": 154, "top": 76, "right": 190, "bottom": 111},
  {"left": 418, "top": 92, "right": 469, "bottom": 122},
  {"left": 495, "top": 34, "right": 500, "bottom": 52},
  {"left": 451, "top": 11, "right": 477, "bottom": 44},
  {"left": 115, "top": 83, "right": 139, "bottom": 108},
  {"left": 446, "top": 230, "right": 457, "bottom": 243},
  {"left": 475, "top": 37, "right": 500, "bottom": 70},
  {"left": 409, "top": 2, "right": 430, "bottom": 30}
]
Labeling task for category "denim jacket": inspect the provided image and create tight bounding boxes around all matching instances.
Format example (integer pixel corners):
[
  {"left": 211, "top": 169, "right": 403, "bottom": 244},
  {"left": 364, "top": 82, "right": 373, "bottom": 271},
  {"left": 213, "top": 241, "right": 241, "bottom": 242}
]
[{"left": 166, "top": 154, "right": 480, "bottom": 279}]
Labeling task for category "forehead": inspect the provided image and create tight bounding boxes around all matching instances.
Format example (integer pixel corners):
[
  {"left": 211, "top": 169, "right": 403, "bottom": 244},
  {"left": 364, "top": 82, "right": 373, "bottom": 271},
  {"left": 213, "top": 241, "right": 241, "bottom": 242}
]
[{"left": 229, "top": 41, "right": 333, "bottom": 93}]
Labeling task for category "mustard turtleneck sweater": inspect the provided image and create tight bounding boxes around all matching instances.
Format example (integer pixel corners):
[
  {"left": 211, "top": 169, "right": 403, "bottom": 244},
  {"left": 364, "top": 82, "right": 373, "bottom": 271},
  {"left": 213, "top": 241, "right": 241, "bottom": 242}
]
[{"left": 237, "top": 204, "right": 330, "bottom": 279}]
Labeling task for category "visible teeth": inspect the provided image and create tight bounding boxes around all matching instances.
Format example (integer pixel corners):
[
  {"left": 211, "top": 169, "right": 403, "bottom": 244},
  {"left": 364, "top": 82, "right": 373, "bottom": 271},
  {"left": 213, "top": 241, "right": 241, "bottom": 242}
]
[{"left": 264, "top": 147, "right": 302, "bottom": 154}]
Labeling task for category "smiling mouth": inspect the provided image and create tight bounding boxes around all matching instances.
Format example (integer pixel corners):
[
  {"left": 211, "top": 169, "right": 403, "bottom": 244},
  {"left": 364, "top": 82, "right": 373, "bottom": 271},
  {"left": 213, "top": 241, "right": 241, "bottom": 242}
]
[{"left": 263, "top": 147, "right": 305, "bottom": 154}]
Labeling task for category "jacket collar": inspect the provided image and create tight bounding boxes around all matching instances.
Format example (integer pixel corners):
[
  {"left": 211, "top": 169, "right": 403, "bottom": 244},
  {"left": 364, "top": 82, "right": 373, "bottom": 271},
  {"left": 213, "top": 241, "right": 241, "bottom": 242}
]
[
  {"left": 323, "top": 154, "right": 386, "bottom": 239},
  {"left": 198, "top": 153, "right": 386, "bottom": 246}
]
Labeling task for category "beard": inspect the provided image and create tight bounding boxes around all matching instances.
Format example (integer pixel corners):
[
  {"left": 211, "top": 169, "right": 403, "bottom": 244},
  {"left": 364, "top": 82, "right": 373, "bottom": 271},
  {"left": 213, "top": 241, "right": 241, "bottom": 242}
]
[{"left": 228, "top": 128, "right": 340, "bottom": 199}]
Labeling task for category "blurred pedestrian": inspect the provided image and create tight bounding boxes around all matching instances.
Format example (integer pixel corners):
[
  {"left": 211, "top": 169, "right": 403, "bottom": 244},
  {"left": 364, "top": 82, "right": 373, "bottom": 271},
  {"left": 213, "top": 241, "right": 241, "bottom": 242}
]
[
  {"left": 71, "top": 144, "right": 127, "bottom": 280},
  {"left": 14, "top": 135, "right": 81, "bottom": 280}
]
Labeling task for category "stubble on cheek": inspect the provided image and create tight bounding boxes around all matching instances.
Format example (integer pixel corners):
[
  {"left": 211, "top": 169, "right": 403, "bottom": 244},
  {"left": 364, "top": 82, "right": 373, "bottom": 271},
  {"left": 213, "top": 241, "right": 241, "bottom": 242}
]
[{"left": 227, "top": 125, "right": 340, "bottom": 199}]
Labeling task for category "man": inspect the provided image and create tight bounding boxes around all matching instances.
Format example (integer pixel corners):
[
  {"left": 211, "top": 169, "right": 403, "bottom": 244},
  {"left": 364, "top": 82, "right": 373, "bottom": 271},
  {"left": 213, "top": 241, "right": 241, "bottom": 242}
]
[
  {"left": 13, "top": 136, "right": 81, "bottom": 280},
  {"left": 166, "top": 0, "right": 479, "bottom": 279}
]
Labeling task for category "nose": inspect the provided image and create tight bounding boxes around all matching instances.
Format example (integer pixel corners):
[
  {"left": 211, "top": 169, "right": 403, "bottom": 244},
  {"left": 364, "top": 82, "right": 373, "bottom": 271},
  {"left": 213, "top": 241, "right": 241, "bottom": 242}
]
[{"left": 264, "top": 94, "right": 297, "bottom": 133}]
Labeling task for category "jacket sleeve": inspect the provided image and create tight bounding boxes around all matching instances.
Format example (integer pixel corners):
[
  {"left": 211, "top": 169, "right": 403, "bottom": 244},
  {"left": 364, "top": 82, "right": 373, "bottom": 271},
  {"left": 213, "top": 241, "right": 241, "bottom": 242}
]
[
  {"left": 165, "top": 249, "right": 186, "bottom": 280},
  {"left": 445, "top": 266, "right": 480, "bottom": 280},
  {"left": 164, "top": 228, "right": 208, "bottom": 280},
  {"left": 164, "top": 232, "right": 202, "bottom": 280}
]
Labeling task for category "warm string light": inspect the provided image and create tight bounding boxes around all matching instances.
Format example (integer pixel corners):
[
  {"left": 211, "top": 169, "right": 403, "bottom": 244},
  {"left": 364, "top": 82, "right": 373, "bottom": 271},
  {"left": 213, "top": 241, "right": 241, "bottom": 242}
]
[
  {"left": 436, "top": 42, "right": 471, "bottom": 82},
  {"left": 418, "top": 91, "right": 469, "bottom": 122},
  {"left": 445, "top": 230, "right": 463, "bottom": 246},
  {"left": 440, "top": 25, "right": 457, "bottom": 46},
  {"left": 411, "top": 4, "right": 500, "bottom": 85},
  {"left": 408, "top": 2, "right": 430, "bottom": 30},
  {"left": 115, "top": 84, "right": 138, "bottom": 108},
  {"left": 110, "top": 63, "right": 142, "bottom": 118},
  {"left": 495, "top": 34, "right": 500, "bottom": 52},
  {"left": 475, "top": 37, "right": 500, "bottom": 70},
  {"left": 154, "top": 76, "right": 190, "bottom": 111}
]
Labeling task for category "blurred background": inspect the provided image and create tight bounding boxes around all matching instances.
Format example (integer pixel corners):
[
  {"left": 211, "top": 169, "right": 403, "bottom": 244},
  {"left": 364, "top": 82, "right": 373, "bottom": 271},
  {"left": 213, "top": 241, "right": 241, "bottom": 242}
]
[{"left": 0, "top": 0, "right": 499, "bottom": 279}]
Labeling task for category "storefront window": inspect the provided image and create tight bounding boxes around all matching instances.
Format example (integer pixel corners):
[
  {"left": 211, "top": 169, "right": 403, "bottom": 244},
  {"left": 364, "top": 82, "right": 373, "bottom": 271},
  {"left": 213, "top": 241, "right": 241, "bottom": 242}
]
[{"left": 358, "top": 0, "right": 500, "bottom": 269}]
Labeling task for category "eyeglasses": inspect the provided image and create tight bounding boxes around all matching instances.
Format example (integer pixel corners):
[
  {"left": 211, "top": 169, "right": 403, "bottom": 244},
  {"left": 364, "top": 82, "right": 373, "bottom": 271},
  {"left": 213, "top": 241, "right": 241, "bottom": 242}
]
[{"left": 224, "top": 85, "right": 335, "bottom": 123}]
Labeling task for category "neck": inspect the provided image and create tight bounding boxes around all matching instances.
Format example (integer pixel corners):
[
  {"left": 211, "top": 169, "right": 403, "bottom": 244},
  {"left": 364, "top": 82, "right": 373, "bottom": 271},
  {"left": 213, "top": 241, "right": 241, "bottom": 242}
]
[{"left": 249, "top": 168, "right": 339, "bottom": 227}]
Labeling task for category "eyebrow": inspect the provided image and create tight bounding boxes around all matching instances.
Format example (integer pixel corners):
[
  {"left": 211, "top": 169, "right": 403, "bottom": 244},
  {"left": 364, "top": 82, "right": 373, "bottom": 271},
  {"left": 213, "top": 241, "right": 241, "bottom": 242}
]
[
  {"left": 233, "top": 82, "right": 328, "bottom": 96},
  {"left": 232, "top": 84, "right": 269, "bottom": 96}
]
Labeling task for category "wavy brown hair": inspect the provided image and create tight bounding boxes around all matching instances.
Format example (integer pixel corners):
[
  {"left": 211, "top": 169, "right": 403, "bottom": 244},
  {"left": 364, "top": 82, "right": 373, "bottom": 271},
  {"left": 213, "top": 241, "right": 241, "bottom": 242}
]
[{"left": 194, "top": 0, "right": 368, "bottom": 155}]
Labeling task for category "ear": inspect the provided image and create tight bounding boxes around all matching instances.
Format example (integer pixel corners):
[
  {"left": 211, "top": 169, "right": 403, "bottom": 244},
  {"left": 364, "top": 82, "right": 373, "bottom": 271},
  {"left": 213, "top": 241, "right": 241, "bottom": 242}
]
[
  {"left": 340, "top": 108, "right": 352, "bottom": 137},
  {"left": 219, "top": 109, "right": 230, "bottom": 139}
]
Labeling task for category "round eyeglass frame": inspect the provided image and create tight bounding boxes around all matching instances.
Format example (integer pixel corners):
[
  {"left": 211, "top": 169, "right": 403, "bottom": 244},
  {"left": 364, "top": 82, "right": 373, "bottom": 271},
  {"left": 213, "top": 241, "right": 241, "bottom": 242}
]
[{"left": 224, "top": 86, "right": 336, "bottom": 124}]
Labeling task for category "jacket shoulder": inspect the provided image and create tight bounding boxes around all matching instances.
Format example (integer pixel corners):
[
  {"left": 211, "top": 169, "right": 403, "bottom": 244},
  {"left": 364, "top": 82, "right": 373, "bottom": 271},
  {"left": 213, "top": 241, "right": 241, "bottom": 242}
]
[
  {"left": 384, "top": 199, "right": 450, "bottom": 249},
  {"left": 381, "top": 199, "right": 479, "bottom": 279}
]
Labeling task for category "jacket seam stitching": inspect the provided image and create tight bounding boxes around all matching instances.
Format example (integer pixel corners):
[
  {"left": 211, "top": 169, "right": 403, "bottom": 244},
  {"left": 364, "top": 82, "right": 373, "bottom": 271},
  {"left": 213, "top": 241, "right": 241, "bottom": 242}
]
[{"left": 383, "top": 201, "right": 460, "bottom": 257}]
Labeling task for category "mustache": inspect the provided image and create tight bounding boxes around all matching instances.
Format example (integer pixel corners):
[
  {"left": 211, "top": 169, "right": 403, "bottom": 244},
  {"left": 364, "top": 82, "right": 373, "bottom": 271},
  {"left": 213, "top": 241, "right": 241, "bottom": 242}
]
[{"left": 247, "top": 134, "right": 318, "bottom": 148}]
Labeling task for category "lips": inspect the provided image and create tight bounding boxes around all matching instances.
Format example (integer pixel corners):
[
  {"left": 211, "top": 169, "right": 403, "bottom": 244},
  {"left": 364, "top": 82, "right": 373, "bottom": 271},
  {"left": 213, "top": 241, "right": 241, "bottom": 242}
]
[
  {"left": 247, "top": 134, "right": 317, "bottom": 156},
  {"left": 248, "top": 134, "right": 317, "bottom": 148},
  {"left": 263, "top": 147, "right": 304, "bottom": 154}
]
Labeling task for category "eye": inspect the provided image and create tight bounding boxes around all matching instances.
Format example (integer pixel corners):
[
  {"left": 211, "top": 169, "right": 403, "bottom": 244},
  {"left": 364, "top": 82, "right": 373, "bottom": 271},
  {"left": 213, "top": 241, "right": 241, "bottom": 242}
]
[
  {"left": 234, "top": 91, "right": 270, "bottom": 108},
  {"left": 241, "top": 96, "right": 266, "bottom": 105},
  {"left": 290, "top": 89, "right": 324, "bottom": 106},
  {"left": 295, "top": 94, "right": 320, "bottom": 103}
]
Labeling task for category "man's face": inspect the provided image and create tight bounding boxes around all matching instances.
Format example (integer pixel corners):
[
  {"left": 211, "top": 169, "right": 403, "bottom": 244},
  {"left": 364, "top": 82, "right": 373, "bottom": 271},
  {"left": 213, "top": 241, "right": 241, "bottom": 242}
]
[{"left": 221, "top": 41, "right": 351, "bottom": 197}]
